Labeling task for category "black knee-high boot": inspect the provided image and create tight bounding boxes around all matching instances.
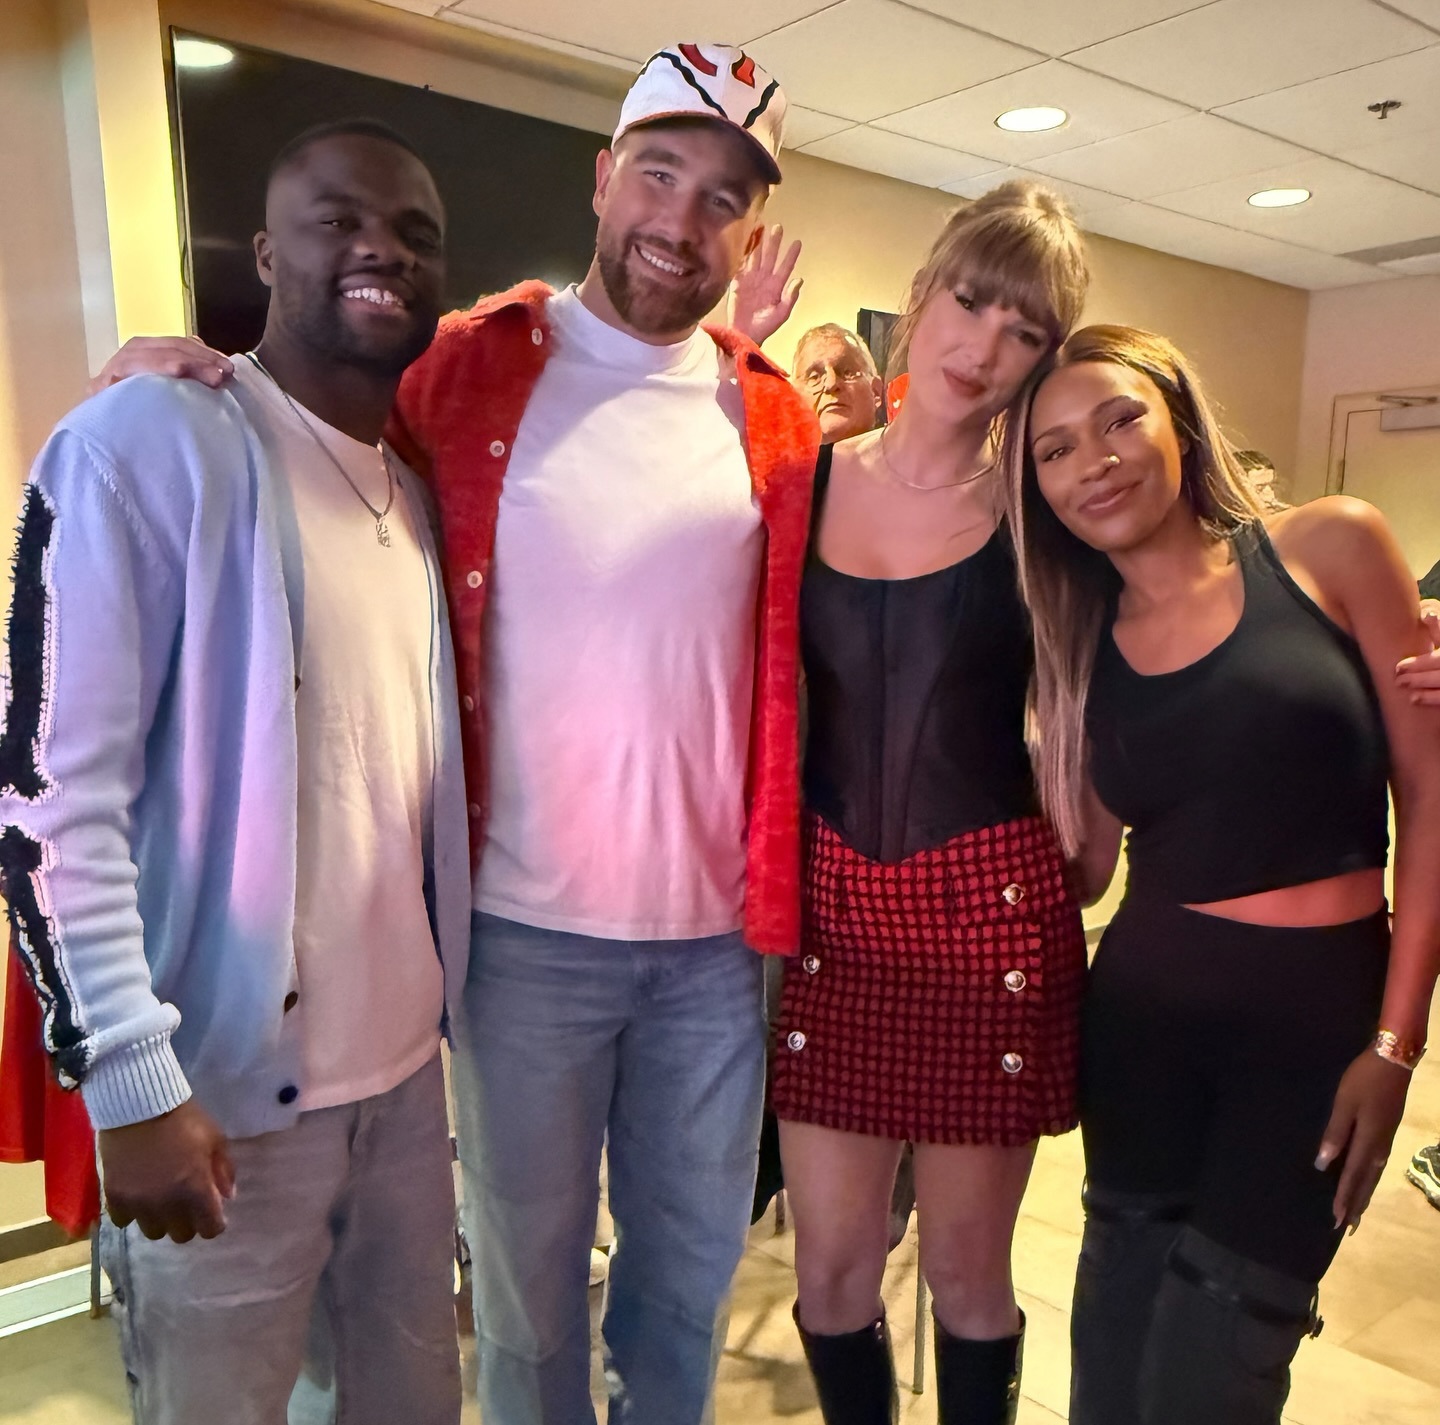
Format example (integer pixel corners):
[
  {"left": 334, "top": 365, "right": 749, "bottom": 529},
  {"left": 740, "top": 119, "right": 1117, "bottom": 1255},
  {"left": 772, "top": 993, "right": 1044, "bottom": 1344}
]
[
  {"left": 933, "top": 1310, "right": 1025, "bottom": 1425},
  {"left": 1138, "top": 1227, "right": 1322, "bottom": 1425},
  {"left": 1069, "top": 1185, "right": 1190, "bottom": 1425},
  {"left": 793, "top": 1304, "right": 898, "bottom": 1425}
]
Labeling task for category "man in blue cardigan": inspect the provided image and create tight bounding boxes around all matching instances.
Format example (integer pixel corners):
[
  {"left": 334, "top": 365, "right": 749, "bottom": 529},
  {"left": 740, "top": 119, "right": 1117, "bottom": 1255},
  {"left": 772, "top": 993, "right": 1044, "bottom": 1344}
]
[{"left": 0, "top": 120, "right": 470, "bottom": 1424}]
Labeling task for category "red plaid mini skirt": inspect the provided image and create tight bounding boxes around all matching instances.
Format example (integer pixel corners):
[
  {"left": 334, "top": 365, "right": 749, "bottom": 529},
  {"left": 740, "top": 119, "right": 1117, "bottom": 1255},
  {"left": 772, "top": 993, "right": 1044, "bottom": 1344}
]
[{"left": 770, "top": 812, "right": 1086, "bottom": 1146}]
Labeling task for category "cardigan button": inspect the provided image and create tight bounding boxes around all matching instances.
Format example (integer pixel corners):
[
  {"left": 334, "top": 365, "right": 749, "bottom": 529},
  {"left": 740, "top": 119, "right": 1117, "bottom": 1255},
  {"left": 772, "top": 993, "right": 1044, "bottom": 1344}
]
[
  {"left": 1001, "top": 1053, "right": 1023, "bottom": 1075},
  {"left": 787, "top": 1031, "right": 807, "bottom": 1052},
  {"left": 462, "top": 695, "right": 475, "bottom": 712},
  {"left": 1004, "top": 970, "right": 1026, "bottom": 993},
  {"left": 1002, "top": 883, "right": 1025, "bottom": 906},
  {"left": 467, "top": 570, "right": 484, "bottom": 589},
  {"left": 468, "top": 803, "right": 481, "bottom": 818},
  {"left": 802, "top": 955, "right": 820, "bottom": 975},
  {"left": 531, "top": 328, "right": 544, "bottom": 345},
  {"left": 488, "top": 440, "right": 505, "bottom": 457}
]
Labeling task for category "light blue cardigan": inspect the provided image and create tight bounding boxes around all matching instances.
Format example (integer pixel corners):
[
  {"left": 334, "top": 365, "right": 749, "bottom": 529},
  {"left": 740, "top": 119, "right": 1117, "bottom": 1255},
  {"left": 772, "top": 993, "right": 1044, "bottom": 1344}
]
[{"left": 0, "top": 374, "right": 470, "bottom": 1138}]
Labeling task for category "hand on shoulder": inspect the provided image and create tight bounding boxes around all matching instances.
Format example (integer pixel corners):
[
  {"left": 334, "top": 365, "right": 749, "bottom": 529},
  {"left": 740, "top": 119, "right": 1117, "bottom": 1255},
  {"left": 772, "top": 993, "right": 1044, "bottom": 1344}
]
[{"left": 88, "top": 336, "right": 233, "bottom": 398}]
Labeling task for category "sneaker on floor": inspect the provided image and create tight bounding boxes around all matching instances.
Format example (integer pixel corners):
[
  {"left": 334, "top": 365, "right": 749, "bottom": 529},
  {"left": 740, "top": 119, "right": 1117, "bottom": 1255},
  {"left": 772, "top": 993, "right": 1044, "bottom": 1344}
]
[{"left": 1405, "top": 1143, "right": 1440, "bottom": 1208}]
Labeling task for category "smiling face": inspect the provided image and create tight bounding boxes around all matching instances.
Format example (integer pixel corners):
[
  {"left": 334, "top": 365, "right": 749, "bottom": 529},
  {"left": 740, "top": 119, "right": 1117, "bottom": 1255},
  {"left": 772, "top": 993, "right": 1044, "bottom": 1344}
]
[
  {"left": 903, "top": 278, "right": 1052, "bottom": 430},
  {"left": 256, "top": 133, "right": 445, "bottom": 376},
  {"left": 591, "top": 119, "right": 768, "bottom": 341},
  {"left": 794, "top": 330, "right": 883, "bottom": 441},
  {"left": 1028, "top": 359, "right": 1190, "bottom": 554}
]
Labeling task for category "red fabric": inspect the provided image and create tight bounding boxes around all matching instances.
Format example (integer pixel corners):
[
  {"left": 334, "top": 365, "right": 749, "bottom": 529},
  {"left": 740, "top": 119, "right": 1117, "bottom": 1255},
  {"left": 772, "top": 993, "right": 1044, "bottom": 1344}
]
[
  {"left": 770, "top": 813, "right": 1086, "bottom": 1145},
  {"left": 389, "top": 284, "right": 820, "bottom": 955},
  {"left": 886, "top": 373, "right": 909, "bottom": 420},
  {"left": 0, "top": 944, "right": 99, "bottom": 1237}
]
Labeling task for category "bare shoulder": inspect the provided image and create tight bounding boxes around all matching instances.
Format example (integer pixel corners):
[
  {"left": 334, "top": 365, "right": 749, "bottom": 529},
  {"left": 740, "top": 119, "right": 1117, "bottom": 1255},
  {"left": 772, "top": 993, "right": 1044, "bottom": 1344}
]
[
  {"left": 1268, "top": 497, "right": 1417, "bottom": 641},
  {"left": 1267, "top": 495, "right": 1397, "bottom": 570}
]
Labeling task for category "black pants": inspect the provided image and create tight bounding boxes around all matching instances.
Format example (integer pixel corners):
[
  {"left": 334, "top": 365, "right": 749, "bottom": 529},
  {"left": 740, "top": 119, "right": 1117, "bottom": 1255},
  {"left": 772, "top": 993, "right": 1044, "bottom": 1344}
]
[{"left": 1072, "top": 895, "right": 1388, "bottom": 1425}]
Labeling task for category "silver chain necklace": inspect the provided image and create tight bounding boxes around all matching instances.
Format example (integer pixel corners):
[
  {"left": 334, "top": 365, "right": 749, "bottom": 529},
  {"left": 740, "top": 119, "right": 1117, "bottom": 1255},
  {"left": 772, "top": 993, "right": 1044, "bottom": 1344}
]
[
  {"left": 878, "top": 424, "right": 993, "bottom": 492},
  {"left": 245, "top": 353, "right": 395, "bottom": 547}
]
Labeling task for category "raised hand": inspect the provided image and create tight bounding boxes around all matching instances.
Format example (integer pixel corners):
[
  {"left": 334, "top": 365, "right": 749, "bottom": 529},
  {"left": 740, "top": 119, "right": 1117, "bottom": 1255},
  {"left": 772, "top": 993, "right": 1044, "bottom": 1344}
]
[{"left": 730, "top": 225, "right": 804, "bottom": 349}]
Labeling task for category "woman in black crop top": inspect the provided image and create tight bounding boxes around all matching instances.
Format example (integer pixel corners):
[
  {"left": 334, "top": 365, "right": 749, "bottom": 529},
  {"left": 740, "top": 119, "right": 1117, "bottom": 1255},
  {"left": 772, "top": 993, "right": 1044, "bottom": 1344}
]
[
  {"left": 770, "top": 182, "right": 1092, "bottom": 1425},
  {"left": 1004, "top": 324, "right": 1440, "bottom": 1425}
]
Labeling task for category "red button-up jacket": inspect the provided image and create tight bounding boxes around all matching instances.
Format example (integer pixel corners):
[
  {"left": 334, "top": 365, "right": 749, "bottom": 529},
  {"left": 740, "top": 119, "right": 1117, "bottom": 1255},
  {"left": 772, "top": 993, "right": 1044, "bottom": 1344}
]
[{"left": 389, "top": 283, "right": 820, "bottom": 955}]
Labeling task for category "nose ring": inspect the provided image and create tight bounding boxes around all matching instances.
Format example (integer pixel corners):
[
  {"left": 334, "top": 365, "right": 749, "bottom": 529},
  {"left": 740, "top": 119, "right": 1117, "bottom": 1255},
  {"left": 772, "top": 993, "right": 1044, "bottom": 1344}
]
[{"left": 1104, "top": 453, "right": 1120, "bottom": 466}]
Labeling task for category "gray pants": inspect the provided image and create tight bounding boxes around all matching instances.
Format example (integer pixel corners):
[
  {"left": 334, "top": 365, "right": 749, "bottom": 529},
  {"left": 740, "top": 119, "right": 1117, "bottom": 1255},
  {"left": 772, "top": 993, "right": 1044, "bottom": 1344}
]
[{"left": 101, "top": 1055, "right": 460, "bottom": 1425}]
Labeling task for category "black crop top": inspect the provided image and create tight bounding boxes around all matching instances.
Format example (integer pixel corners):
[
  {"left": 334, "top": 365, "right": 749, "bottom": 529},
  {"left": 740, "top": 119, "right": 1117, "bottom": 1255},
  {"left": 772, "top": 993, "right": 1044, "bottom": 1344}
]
[
  {"left": 1086, "top": 521, "right": 1390, "bottom": 904},
  {"left": 801, "top": 445, "right": 1039, "bottom": 864}
]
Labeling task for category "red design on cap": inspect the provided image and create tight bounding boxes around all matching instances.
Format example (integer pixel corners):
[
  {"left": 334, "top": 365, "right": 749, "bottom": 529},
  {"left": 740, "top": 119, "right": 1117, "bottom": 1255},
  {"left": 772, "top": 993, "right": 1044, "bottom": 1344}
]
[
  {"left": 678, "top": 43, "right": 719, "bottom": 76},
  {"left": 731, "top": 54, "right": 758, "bottom": 87}
]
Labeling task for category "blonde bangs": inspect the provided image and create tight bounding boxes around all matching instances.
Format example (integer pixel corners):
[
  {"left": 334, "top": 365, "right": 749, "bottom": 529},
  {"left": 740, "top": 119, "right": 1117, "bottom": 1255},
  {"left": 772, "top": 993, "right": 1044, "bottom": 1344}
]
[
  {"left": 946, "top": 215, "right": 1086, "bottom": 340},
  {"left": 888, "top": 180, "right": 1089, "bottom": 378}
]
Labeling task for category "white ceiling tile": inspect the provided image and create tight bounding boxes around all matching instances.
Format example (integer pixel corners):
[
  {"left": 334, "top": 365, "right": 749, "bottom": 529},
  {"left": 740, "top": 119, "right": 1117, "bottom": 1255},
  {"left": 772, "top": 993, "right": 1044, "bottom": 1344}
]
[
  {"left": 1151, "top": 154, "right": 1440, "bottom": 252},
  {"left": 443, "top": 1, "right": 831, "bottom": 61},
  {"left": 876, "top": 59, "right": 1188, "bottom": 164},
  {"left": 782, "top": 107, "right": 855, "bottom": 150},
  {"left": 746, "top": 0, "right": 1037, "bottom": 123},
  {"left": 799, "top": 126, "right": 995, "bottom": 187},
  {"left": 1072, "top": 0, "right": 1435, "bottom": 109},
  {"left": 438, "top": 10, "right": 637, "bottom": 68},
  {"left": 1203, "top": 243, "right": 1397, "bottom": 289},
  {"left": 1085, "top": 201, "right": 1392, "bottom": 287},
  {"left": 1382, "top": 250, "right": 1440, "bottom": 273},
  {"left": 375, "top": 0, "right": 446, "bottom": 15},
  {"left": 1341, "top": 129, "right": 1440, "bottom": 193},
  {"left": 1379, "top": 0, "right": 1440, "bottom": 28},
  {"left": 1030, "top": 114, "right": 1309, "bottom": 201},
  {"left": 939, "top": 167, "right": 1129, "bottom": 222},
  {"left": 1216, "top": 47, "right": 1440, "bottom": 155},
  {"left": 904, "top": 0, "right": 1212, "bottom": 56}
]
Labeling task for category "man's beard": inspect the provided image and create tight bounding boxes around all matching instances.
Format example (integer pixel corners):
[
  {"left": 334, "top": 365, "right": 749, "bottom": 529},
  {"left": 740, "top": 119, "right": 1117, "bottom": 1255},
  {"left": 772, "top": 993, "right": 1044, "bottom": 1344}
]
[
  {"left": 596, "top": 229, "right": 731, "bottom": 337},
  {"left": 278, "top": 273, "right": 440, "bottom": 377}
]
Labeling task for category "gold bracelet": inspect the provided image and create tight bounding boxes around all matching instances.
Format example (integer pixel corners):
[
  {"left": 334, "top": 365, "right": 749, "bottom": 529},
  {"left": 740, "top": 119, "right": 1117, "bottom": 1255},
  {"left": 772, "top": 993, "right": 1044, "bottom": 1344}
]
[{"left": 1373, "top": 1030, "right": 1427, "bottom": 1071}]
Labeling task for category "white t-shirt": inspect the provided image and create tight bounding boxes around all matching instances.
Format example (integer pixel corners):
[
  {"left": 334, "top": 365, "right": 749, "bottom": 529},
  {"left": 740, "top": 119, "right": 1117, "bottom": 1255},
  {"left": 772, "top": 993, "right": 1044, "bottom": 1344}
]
[
  {"left": 232, "top": 357, "right": 443, "bottom": 1111},
  {"left": 475, "top": 286, "right": 764, "bottom": 940}
]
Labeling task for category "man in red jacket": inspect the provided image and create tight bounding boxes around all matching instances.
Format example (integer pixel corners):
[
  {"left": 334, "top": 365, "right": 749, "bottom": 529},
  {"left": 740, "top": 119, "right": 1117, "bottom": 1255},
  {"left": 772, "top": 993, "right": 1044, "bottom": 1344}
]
[
  {"left": 394, "top": 48, "right": 818, "bottom": 1422},
  {"left": 98, "top": 40, "right": 817, "bottom": 1425}
]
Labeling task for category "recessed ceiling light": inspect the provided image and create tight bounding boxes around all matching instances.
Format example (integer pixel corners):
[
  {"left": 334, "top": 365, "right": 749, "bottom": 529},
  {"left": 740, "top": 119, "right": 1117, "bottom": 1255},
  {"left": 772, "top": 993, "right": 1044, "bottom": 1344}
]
[
  {"left": 174, "top": 37, "right": 235, "bottom": 70},
  {"left": 995, "top": 106, "right": 1068, "bottom": 133},
  {"left": 1248, "top": 187, "right": 1310, "bottom": 208}
]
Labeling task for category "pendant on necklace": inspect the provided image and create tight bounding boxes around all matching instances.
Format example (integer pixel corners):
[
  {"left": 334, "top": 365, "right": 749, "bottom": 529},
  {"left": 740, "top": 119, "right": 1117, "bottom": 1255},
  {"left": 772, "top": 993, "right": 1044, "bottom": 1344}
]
[{"left": 376, "top": 520, "right": 391, "bottom": 548}]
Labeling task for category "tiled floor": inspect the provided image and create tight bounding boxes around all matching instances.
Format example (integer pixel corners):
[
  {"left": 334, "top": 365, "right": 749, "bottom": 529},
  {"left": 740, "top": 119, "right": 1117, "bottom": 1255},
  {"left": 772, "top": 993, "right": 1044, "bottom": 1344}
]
[{"left": 4, "top": 1001, "right": 1439, "bottom": 1424}]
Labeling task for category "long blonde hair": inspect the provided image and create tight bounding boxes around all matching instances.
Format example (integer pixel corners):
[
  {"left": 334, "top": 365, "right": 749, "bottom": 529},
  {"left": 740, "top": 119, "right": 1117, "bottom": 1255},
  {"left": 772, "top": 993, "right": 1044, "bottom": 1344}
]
[
  {"left": 1001, "top": 325, "right": 1270, "bottom": 854},
  {"left": 887, "top": 181, "right": 1089, "bottom": 381}
]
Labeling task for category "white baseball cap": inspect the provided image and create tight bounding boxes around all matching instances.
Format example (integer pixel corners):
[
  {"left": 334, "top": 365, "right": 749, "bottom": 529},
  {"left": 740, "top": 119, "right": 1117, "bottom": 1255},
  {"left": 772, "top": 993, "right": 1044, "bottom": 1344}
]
[{"left": 613, "top": 42, "right": 787, "bottom": 184}]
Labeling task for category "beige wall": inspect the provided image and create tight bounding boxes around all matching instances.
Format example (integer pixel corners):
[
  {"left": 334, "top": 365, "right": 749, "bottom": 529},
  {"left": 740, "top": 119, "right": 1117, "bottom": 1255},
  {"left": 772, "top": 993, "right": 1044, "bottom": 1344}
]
[
  {"left": 0, "top": 0, "right": 91, "bottom": 513},
  {"left": 1296, "top": 274, "right": 1440, "bottom": 502}
]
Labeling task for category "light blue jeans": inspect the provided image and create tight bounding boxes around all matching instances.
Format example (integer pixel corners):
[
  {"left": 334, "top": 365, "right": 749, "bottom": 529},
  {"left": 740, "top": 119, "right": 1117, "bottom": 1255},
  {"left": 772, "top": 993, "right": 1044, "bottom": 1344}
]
[
  {"left": 451, "top": 914, "right": 767, "bottom": 1425},
  {"left": 100, "top": 1055, "right": 460, "bottom": 1425}
]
